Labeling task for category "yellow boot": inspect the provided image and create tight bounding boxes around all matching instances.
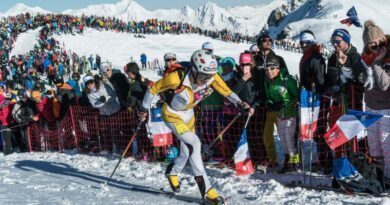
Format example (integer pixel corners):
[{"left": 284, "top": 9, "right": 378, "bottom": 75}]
[
  {"left": 166, "top": 175, "right": 180, "bottom": 193},
  {"left": 205, "top": 188, "right": 225, "bottom": 205}
]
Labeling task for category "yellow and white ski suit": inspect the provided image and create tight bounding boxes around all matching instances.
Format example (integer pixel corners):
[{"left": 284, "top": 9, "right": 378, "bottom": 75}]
[{"left": 142, "top": 70, "right": 241, "bottom": 191}]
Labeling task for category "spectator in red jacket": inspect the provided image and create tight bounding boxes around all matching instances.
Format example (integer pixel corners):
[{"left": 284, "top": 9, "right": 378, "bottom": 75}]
[{"left": 0, "top": 94, "right": 16, "bottom": 154}]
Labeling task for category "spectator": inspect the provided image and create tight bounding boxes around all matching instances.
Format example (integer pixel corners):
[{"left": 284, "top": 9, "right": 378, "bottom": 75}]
[
  {"left": 102, "top": 62, "right": 130, "bottom": 109},
  {"left": 264, "top": 56, "right": 299, "bottom": 173},
  {"left": 124, "top": 62, "right": 150, "bottom": 108},
  {"left": 0, "top": 93, "right": 15, "bottom": 154},
  {"left": 140, "top": 53, "right": 147, "bottom": 70},
  {"left": 299, "top": 30, "right": 330, "bottom": 171},
  {"left": 360, "top": 20, "right": 390, "bottom": 179}
]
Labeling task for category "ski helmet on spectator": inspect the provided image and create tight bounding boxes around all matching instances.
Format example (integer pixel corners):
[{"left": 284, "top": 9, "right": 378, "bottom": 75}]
[
  {"left": 202, "top": 42, "right": 214, "bottom": 53},
  {"left": 83, "top": 76, "right": 94, "bottom": 86},
  {"left": 191, "top": 49, "right": 218, "bottom": 75},
  {"left": 250, "top": 44, "right": 260, "bottom": 53},
  {"left": 164, "top": 53, "right": 177, "bottom": 61},
  {"left": 166, "top": 146, "right": 179, "bottom": 162},
  {"left": 239, "top": 52, "right": 252, "bottom": 65}
]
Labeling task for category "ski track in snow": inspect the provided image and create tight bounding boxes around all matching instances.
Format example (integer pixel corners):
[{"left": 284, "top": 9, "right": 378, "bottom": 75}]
[{"left": 0, "top": 152, "right": 387, "bottom": 205}]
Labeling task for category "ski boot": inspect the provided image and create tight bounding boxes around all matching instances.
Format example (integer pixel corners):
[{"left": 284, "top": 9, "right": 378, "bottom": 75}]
[
  {"left": 195, "top": 176, "right": 224, "bottom": 205},
  {"left": 165, "top": 162, "right": 180, "bottom": 193},
  {"left": 204, "top": 188, "right": 225, "bottom": 205}
]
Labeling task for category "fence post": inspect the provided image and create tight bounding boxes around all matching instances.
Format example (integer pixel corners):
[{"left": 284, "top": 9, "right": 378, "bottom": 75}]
[
  {"left": 27, "top": 126, "right": 32, "bottom": 152},
  {"left": 70, "top": 106, "right": 79, "bottom": 150}
]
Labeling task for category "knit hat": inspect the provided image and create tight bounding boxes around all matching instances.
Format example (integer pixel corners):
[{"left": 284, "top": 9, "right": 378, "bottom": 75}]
[
  {"left": 164, "top": 53, "right": 177, "bottom": 61},
  {"left": 239, "top": 53, "right": 252, "bottom": 64},
  {"left": 363, "top": 20, "right": 385, "bottom": 46},
  {"left": 83, "top": 76, "right": 94, "bottom": 86},
  {"left": 332, "top": 29, "right": 351, "bottom": 44},
  {"left": 300, "top": 30, "right": 316, "bottom": 44},
  {"left": 266, "top": 56, "right": 280, "bottom": 68},
  {"left": 126, "top": 62, "right": 140, "bottom": 74}
]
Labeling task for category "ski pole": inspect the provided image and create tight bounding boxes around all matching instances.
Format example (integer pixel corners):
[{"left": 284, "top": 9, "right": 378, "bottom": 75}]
[
  {"left": 203, "top": 112, "right": 242, "bottom": 155},
  {"left": 104, "top": 119, "right": 144, "bottom": 186}
]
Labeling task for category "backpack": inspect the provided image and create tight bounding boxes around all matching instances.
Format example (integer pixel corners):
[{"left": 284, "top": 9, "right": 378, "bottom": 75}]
[{"left": 160, "top": 62, "right": 190, "bottom": 104}]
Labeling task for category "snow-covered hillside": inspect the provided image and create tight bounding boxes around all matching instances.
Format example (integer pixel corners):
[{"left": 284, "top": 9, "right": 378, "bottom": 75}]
[
  {"left": 0, "top": 3, "right": 49, "bottom": 17},
  {"left": 52, "top": 28, "right": 302, "bottom": 81}
]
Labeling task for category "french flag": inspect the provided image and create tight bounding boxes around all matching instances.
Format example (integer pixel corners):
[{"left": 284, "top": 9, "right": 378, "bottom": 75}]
[
  {"left": 234, "top": 128, "right": 254, "bottom": 176},
  {"left": 324, "top": 110, "right": 382, "bottom": 150},
  {"left": 147, "top": 107, "right": 173, "bottom": 147},
  {"left": 299, "top": 89, "right": 321, "bottom": 141}
]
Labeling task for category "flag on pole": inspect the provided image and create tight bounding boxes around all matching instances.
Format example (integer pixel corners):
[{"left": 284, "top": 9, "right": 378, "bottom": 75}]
[
  {"left": 234, "top": 128, "right": 254, "bottom": 176},
  {"left": 340, "top": 6, "right": 362, "bottom": 27},
  {"left": 299, "top": 89, "right": 321, "bottom": 141},
  {"left": 324, "top": 110, "right": 382, "bottom": 149},
  {"left": 147, "top": 107, "right": 173, "bottom": 147}
]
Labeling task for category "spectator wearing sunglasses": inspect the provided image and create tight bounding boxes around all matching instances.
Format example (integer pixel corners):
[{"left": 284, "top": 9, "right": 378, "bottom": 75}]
[
  {"left": 299, "top": 30, "right": 330, "bottom": 172},
  {"left": 360, "top": 20, "right": 390, "bottom": 179},
  {"left": 163, "top": 53, "right": 177, "bottom": 76},
  {"left": 325, "top": 28, "right": 364, "bottom": 174},
  {"left": 102, "top": 62, "right": 130, "bottom": 110},
  {"left": 254, "top": 33, "right": 289, "bottom": 168},
  {"left": 264, "top": 56, "right": 299, "bottom": 173}
]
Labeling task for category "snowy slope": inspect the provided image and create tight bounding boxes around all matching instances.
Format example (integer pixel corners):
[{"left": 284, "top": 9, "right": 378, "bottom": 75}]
[
  {"left": 0, "top": 152, "right": 387, "bottom": 205},
  {"left": 54, "top": 28, "right": 302, "bottom": 81},
  {"left": 0, "top": 3, "right": 50, "bottom": 17},
  {"left": 10, "top": 27, "right": 41, "bottom": 57}
]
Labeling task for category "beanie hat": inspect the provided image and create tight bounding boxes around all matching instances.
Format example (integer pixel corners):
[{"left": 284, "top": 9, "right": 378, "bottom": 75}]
[
  {"left": 300, "top": 30, "right": 316, "bottom": 44},
  {"left": 239, "top": 53, "right": 252, "bottom": 64},
  {"left": 332, "top": 29, "right": 351, "bottom": 44},
  {"left": 221, "top": 57, "right": 236, "bottom": 67},
  {"left": 126, "top": 62, "right": 140, "bottom": 74},
  {"left": 257, "top": 32, "right": 273, "bottom": 47},
  {"left": 83, "top": 75, "right": 94, "bottom": 86},
  {"left": 164, "top": 53, "right": 177, "bottom": 61},
  {"left": 363, "top": 20, "right": 385, "bottom": 46},
  {"left": 266, "top": 56, "right": 280, "bottom": 68}
]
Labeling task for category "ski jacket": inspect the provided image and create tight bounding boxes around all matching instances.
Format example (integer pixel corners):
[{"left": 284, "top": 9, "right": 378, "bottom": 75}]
[
  {"left": 265, "top": 73, "right": 298, "bottom": 118},
  {"left": 87, "top": 83, "right": 121, "bottom": 116},
  {"left": 142, "top": 70, "right": 241, "bottom": 112},
  {"left": 360, "top": 35, "right": 390, "bottom": 110},
  {"left": 299, "top": 45, "right": 326, "bottom": 94}
]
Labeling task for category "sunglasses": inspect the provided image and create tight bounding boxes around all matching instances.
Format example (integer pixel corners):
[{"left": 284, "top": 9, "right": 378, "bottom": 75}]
[
  {"left": 262, "top": 38, "right": 272, "bottom": 43},
  {"left": 252, "top": 51, "right": 259, "bottom": 55},
  {"left": 300, "top": 40, "right": 314, "bottom": 45},
  {"left": 332, "top": 39, "right": 342, "bottom": 45},
  {"left": 369, "top": 41, "right": 386, "bottom": 51},
  {"left": 264, "top": 67, "right": 277, "bottom": 71},
  {"left": 86, "top": 81, "right": 94, "bottom": 85},
  {"left": 165, "top": 58, "right": 176, "bottom": 62},
  {"left": 240, "top": 63, "right": 252, "bottom": 67}
]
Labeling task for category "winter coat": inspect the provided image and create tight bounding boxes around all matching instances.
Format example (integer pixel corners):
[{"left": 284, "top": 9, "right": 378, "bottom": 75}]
[
  {"left": 109, "top": 70, "right": 130, "bottom": 108},
  {"left": 299, "top": 45, "right": 326, "bottom": 94},
  {"left": 0, "top": 101, "right": 14, "bottom": 126},
  {"left": 232, "top": 73, "right": 261, "bottom": 108},
  {"left": 56, "top": 83, "right": 76, "bottom": 119},
  {"left": 87, "top": 83, "right": 121, "bottom": 116},
  {"left": 253, "top": 50, "right": 289, "bottom": 105},
  {"left": 36, "top": 97, "right": 57, "bottom": 124},
  {"left": 125, "top": 74, "right": 149, "bottom": 107},
  {"left": 140, "top": 54, "right": 147, "bottom": 63},
  {"left": 12, "top": 100, "right": 35, "bottom": 124},
  {"left": 66, "top": 79, "right": 82, "bottom": 97},
  {"left": 265, "top": 72, "right": 298, "bottom": 118},
  {"left": 326, "top": 44, "right": 364, "bottom": 108},
  {"left": 361, "top": 35, "right": 390, "bottom": 110}
]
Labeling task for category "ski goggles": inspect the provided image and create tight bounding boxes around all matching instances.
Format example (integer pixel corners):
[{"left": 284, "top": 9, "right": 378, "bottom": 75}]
[
  {"left": 165, "top": 58, "right": 176, "bottom": 62},
  {"left": 197, "top": 73, "right": 213, "bottom": 83},
  {"left": 264, "top": 66, "right": 278, "bottom": 71}
]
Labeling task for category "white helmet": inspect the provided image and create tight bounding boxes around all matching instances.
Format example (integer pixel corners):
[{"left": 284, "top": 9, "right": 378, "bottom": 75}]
[
  {"left": 83, "top": 75, "right": 94, "bottom": 86},
  {"left": 249, "top": 44, "right": 260, "bottom": 53},
  {"left": 201, "top": 42, "right": 214, "bottom": 51},
  {"left": 191, "top": 50, "right": 218, "bottom": 75},
  {"left": 164, "top": 53, "right": 177, "bottom": 61}
]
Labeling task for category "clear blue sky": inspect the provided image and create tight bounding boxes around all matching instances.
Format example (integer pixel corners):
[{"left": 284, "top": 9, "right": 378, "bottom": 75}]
[{"left": 0, "top": 0, "right": 272, "bottom": 12}]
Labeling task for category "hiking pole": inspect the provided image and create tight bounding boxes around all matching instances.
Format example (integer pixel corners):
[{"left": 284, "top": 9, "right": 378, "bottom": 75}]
[
  {"left": 203, "top": 112, "right": 242, "bottom": 156},
  {"left": 104, "top": 119, "right": 144, "bottom": 186}
]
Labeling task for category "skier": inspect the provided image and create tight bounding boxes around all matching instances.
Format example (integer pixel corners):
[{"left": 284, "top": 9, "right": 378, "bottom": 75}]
[
  {"left": 140, "top": 53, "right": 147, "bottom": 70},
  {"left": 140, "top": 50, "right": 248, "bottom": 204}
]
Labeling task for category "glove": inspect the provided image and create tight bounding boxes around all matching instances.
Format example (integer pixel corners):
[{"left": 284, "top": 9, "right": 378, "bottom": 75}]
[
  {"left": 99, "top": 96, "right": 106, "bottom": 103},
  {"left": 138, "top": 107, "right": 148, "bottom": 121},
  {"left": 237, "top": 102, "right": 249, "bottom": 114},
  {"left": 326, "top": 86, "right": 340, "bottom": 98},
  {"left": 267, "top": 102, "right": 284, "bottom": 112},
  {"left": 364, "top": 69, "right": 374, "bottom": 90}
]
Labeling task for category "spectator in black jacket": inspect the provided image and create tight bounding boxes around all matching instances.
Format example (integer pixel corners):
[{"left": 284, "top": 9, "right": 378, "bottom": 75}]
[
  {"left": 254, "top": 33, "right": 289, "bottom": 167},
  {"left": 102, "top": 62, "right": 130, "bottom": 110},
  {"left": 124, "top": 62, "right": 150, "bottom": 109},
  {"left": 299, "top": 30, "right": 330, "bottom": 173}
]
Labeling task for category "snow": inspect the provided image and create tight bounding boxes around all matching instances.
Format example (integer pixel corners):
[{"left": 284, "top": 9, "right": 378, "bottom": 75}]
[
  {"left": 0, "top": 3, "right": 50, "bottom": 17},
  {"left": 0, "top": 152, "right": 387, "bottom": 204},
  {"left": 10, "top": 27, "right": 41, "bottom": 57},
  {"left": 6, "top": 25, "right": 388, "bottom": 205},
  {"left": 54, "top": 28, "right": 302, "bottom": 81}
]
